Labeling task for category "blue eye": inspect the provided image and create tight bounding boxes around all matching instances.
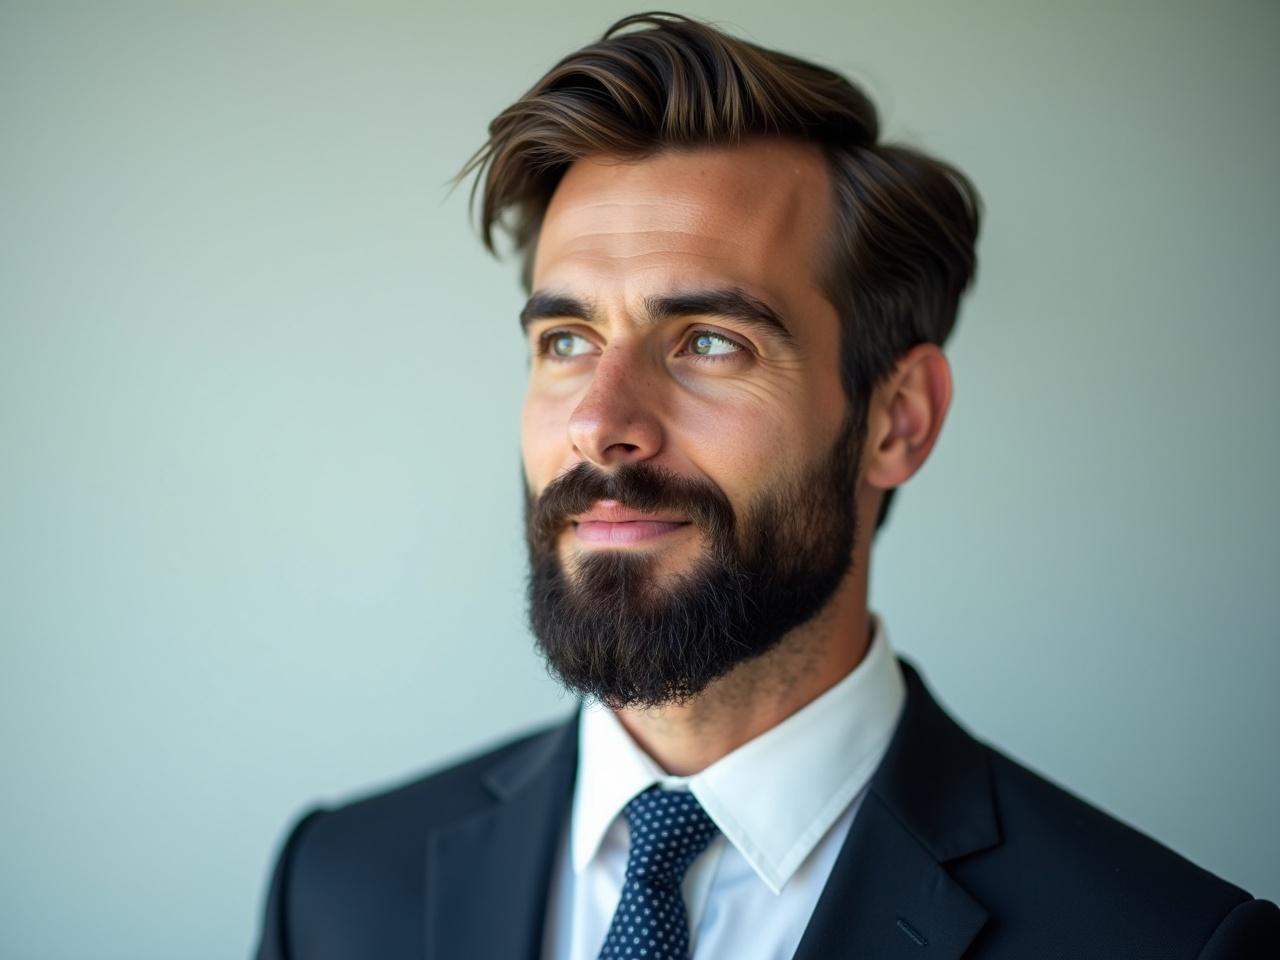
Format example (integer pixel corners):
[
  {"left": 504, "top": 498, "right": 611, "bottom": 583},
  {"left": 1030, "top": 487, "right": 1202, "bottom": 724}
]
[
  {"left": 686, "top": 331, "right": 743, "bottom": 358},
  {"left": 536, "top": 328, "right": 745, "bottom": 363},
  {"left": 540, "top": 331, "right": 595, "bottom": 359}
]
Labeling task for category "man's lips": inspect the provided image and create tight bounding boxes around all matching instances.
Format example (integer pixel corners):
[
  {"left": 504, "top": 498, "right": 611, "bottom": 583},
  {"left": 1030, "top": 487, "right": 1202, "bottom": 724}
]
[{"left": 571, "top": 500, "right": 691, "bottom": 545}]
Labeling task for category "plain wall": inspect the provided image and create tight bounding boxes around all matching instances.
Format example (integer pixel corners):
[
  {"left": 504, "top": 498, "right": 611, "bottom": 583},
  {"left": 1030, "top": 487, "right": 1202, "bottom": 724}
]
[{"left": 1, "top": 1, "right": 1276, "bottom": 957}]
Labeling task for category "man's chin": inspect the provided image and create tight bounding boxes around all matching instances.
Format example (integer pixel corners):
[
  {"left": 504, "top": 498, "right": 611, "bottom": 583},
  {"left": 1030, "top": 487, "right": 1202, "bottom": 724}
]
[
  {"left": 559, "top": 524, "right": 705, "bottom": 568},
  {"left": 558, "top": 538, "right": 708, "bottom": 601}
]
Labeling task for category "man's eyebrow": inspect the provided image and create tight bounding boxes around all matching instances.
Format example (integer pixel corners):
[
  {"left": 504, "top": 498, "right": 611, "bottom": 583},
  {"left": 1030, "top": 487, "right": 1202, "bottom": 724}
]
[
  {"left": 519, "top": 291, "right": 597, "bottom": 331},
  {"left": 644, "top": 287, "right": 795, "bottom": 345},
  {"left": 518, "top": 286, "right": 795, "bottom": 345}
]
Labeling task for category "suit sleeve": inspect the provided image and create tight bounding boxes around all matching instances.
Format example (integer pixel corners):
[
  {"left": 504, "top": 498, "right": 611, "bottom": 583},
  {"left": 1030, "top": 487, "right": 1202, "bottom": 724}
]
[
  {"left": 253, "top": 808, "right": 326, "bottom": 960},
  {"left": 1196, "top": 898, "right": 1280, "bottom": 959}
]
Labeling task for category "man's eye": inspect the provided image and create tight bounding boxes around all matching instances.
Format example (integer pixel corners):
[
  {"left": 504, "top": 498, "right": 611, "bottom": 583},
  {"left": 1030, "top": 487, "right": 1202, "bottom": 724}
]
[
  {"left": 684, "top": 330, "right": 744, "bottom": 359},
  {"left": 539, "top": 331, "right": 595, "bottom": 359}
]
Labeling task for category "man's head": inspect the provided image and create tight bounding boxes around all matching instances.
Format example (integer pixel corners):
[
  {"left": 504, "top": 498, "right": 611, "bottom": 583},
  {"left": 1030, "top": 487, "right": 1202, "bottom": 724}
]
[{"left": 455, "top": 13, "right": 980, "bottom": 708}]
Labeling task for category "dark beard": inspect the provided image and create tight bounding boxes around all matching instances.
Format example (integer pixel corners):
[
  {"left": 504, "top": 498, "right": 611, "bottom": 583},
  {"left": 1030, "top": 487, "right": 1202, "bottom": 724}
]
[{"left": 523, "top": 410, "right": 862, "bottom": 709}]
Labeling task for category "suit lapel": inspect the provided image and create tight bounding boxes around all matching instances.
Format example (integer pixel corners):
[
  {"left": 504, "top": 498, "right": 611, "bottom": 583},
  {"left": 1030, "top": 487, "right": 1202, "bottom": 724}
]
[
  {"left": 792, "top": 657, "right": 1000, "bottom": 960},
  {"left": 791, "top": 792, "right": 989, "bottom": 958},
  {"left": 424, "top": 713, "right": 578, "bottom": 960},
  {"left": 422, "top": 658, "right": 997, "bottom": 960}
]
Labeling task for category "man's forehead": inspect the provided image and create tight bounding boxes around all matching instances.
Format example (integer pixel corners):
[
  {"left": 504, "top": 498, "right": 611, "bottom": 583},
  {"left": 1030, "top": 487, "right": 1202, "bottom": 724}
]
[{"left": 532, "top": 138, "right": 833, "bottom": 298}]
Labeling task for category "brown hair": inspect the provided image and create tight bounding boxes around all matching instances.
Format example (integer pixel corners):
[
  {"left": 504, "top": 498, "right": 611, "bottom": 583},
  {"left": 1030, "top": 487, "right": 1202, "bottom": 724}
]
[{"left": 453, "top": 11, "right": 982, "bottom": 533}]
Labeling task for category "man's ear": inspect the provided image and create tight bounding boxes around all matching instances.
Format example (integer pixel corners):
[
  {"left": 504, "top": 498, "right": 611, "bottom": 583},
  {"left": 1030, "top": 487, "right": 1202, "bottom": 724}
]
[{"left": 860, "top": 343, "right": 953, "bottom": 494}]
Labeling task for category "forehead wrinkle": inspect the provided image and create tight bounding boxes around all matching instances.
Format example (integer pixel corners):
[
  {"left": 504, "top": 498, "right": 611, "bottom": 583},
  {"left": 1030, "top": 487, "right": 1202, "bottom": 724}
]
[
  {"left": 560, "top": 226, "right": 743, "bottom": 241},
  {"left": 552, "top": 254, "right": 744, "bottom": 270},
  {"left": 556, "top": 225, "right": 747, "bottom": 248},
  {"left": 546, "top": 195, "right": 751, "bottom": 242},
  {"left": 541, "top": 229, "right": 747, "bottom": 277},
  {"left": 565, "top": 197, "right": 709, "bottom": 214}
]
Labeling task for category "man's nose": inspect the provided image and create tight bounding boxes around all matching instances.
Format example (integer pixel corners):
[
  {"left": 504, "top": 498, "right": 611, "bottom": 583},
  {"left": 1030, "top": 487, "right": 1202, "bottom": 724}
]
[{"left": 566, "top": 346, "right": 664, "bottom": 467}]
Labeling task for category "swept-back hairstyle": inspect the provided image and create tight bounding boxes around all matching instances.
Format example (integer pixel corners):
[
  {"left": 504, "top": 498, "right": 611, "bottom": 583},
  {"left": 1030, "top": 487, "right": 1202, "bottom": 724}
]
[{"left": 453, "top": 11, "right": 981, "bottom": 532}]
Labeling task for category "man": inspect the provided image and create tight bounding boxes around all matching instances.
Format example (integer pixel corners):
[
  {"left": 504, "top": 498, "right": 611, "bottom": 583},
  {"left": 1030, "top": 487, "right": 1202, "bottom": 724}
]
[{"left": 254, "top": 12, "right": 1278, "bottom": 958}]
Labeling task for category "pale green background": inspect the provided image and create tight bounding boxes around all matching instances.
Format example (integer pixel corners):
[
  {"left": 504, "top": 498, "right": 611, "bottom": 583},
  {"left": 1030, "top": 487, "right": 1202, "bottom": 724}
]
[{"left": 2, "top": 1, "right": 1277, "bottom": 957}]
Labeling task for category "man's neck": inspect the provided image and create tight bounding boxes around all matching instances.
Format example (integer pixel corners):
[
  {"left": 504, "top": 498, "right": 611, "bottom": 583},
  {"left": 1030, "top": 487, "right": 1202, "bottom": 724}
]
[{"left": 612, "top": 583, "right": 872, "bottom": 776}]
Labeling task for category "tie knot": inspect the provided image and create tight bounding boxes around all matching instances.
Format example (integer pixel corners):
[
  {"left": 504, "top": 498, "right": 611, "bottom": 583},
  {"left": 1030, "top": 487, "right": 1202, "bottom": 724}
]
[{"left": 621, "top": 788, "right": 719, "bottom": 887}]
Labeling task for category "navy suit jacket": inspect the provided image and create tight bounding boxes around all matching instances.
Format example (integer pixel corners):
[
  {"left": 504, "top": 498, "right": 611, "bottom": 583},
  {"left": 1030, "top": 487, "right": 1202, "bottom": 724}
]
[{"left": 254, "top": 657, "right": 1279, "bottom": 958}]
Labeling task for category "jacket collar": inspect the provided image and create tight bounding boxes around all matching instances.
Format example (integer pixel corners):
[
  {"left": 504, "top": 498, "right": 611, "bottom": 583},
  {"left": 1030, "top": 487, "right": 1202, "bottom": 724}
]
[
  {"left": 424, "top": 655, "right": 1000, "bottom": 960},
  {"left": 570, "top": 614, "right": 906, "bottom": 893}
]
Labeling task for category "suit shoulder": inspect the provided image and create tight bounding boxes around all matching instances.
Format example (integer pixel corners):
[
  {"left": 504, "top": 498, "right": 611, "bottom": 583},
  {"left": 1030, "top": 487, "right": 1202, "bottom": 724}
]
[
  {"left": 257, "top": 713, "right": 576, "bottom": 956},
  {"left": 965, "top": 739, "right": 1264, "bottom": 949},
  {"left": 986, "top": 743, "right": 1247, "bottom": 896},
  {"left": 300, "top": 713, "right": 575, "bottom": 853}
]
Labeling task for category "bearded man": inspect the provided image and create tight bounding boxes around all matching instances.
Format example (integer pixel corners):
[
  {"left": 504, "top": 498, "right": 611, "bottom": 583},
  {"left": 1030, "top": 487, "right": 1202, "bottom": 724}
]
[{"left": 254, "top": 12, "right": 1279, "bottom": 959}]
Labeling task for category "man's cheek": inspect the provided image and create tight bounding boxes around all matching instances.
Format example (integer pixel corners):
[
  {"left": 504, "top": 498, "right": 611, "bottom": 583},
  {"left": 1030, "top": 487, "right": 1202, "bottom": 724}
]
[
  {"left": 521, "top": 404, "right": 570, "bottom": 484},
  {"left": 690, "top": 428, "right": 790, "bottom": 501}
]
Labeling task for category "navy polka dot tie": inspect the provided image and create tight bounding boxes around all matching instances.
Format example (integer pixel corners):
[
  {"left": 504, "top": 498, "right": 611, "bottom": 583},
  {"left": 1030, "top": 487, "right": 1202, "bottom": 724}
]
[{"left": 596, "top": 787, "right": 720, "bottom": 960}]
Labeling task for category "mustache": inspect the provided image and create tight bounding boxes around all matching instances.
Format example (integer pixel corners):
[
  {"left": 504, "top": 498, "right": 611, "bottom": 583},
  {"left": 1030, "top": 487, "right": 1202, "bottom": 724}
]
[{"left": 526, "top": 460, "right": 736, "bottom": 553}]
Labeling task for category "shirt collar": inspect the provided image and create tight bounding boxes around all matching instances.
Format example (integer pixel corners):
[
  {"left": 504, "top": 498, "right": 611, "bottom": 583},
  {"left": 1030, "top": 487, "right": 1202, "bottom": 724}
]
[{"left": 570, "top": 610, "right": 906, "bottom": 894}]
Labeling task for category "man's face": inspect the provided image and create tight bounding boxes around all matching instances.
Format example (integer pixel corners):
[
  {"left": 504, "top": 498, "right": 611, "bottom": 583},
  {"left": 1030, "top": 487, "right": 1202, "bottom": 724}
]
[{"left": 520, "top": 137, "right": 860, "bottom": 707}]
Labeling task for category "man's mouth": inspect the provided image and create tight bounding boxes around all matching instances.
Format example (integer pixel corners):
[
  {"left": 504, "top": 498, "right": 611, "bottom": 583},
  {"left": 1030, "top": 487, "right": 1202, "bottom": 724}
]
[{"left": 571, "top": 499, "right": 692, "bottom": 545}]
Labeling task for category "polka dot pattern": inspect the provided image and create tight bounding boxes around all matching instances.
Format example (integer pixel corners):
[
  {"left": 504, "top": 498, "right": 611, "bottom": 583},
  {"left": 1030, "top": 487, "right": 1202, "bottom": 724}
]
[{"left": 596, "top": 787, "right": 719, "bottom": 960}]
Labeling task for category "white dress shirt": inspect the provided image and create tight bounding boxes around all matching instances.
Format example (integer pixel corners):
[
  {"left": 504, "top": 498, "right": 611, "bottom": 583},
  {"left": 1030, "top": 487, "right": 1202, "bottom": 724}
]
[{"left": 541, "top": 610, "right": 907, "bottom": 960}]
